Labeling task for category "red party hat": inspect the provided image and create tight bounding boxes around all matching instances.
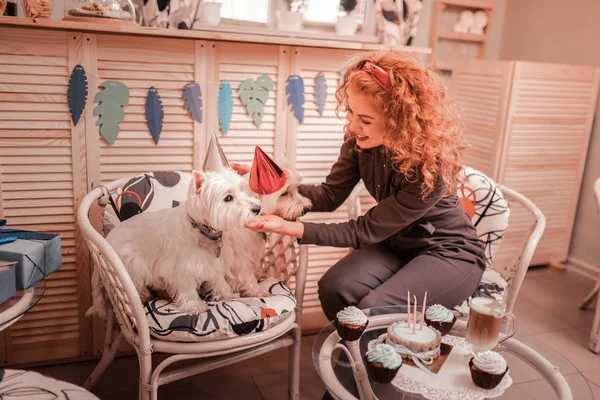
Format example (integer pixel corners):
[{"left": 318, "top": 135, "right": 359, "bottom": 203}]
[{"left": 249, "top": 147, "right": 288, "bottom": 195}]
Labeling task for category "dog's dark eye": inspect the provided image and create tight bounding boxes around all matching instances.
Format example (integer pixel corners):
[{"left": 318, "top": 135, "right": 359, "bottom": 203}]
[
  {"left": 224, "top": 195, "right": 233, "bottom": 202},
  {"left": 281, "top": 190, "right": 289, "bottom": 197}
]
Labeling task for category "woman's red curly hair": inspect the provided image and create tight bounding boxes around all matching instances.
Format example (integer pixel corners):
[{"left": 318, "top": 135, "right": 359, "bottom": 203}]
[{"left": 335, "top": 50, "right": 467, "bottom": 198}]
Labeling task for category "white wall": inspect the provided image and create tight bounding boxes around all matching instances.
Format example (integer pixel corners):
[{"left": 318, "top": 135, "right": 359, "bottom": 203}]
[{"left": 499, "top": 0, "right": 600, "bottom": 270}]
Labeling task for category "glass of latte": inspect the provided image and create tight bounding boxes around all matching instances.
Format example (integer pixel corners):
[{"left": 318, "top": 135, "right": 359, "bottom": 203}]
[{"left": 465, "top": 297, "right": 515, "bottom": 353}]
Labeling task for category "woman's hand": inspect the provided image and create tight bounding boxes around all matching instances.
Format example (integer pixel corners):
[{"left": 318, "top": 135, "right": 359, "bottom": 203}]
[
  {"left": 231, "top": 163, "right": 251, "bottom": 176},
  {"left": 245, "top": 215, "right": 305, "bottom": 238}
]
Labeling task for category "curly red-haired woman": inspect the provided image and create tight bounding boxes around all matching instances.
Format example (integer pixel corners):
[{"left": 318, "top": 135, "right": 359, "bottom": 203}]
[{"left": 244, "top": 50, "right": 486, "bottom": 323}]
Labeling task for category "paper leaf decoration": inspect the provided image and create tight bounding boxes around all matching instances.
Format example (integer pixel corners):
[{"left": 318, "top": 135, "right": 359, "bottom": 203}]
[
  {"left": 339, "top": 67, "right": 347, "bottom": 86},
  {"left": 286, "top": 75, "right": 305, "bottom": 123},
  {"left": 218, "top": 80, "right": 234, "bottom": 134},
  {"left": 146, "top": 86, "right": 164, "bottom": 144},
  {"left": 68, "top": 64, "right": 88, "bottom": 127},
  {"left": 239, "top": 74, "right": 273, "bottom": 128},
  {"left": 315, "top": 72, "right": 326, "bottom": 117},
  {"left": 182, "top": 82, "right": 203, "bottom": 123},
  {"left": 94, "top": 80, "right": 129, "bottom": 145}
]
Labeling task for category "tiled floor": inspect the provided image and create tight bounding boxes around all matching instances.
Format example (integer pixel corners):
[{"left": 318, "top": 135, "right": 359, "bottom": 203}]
[{"left": 32, "top": 266, "right": 600, "bottom": 399}]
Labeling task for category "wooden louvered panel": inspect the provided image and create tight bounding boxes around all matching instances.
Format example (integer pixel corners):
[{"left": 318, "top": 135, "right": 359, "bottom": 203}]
[
  {"left": 450, "top": 60, "right": 514, "bottom": 178},
  {"left": 95, "top": 35, "right": 198, "bottom": 184},
  {"left": 209, "top": 43, "right": 280, "bottom": 165},
  {"left": 289, "top": 47, "right": 358, "bottom": 330},
  {"left": 0, "top": 28, "right": 90, "bottom": 364},
  {"left": 498, "top": 62, "right": 600, "bottom": 266}
]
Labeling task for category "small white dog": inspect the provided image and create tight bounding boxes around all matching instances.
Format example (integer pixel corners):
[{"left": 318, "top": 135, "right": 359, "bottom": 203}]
[{"left": 88, "top": 168, "right": 268, "bottom": 317}]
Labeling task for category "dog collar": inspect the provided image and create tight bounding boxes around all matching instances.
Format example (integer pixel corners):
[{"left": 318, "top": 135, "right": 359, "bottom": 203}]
[{"left": 189, "top": 218, "right": 223, "bottom": 258}]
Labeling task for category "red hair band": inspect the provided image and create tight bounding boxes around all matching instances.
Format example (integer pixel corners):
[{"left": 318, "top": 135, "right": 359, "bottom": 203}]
[{"left": 360, "top": 61, "right": 392, "bottom": 92}]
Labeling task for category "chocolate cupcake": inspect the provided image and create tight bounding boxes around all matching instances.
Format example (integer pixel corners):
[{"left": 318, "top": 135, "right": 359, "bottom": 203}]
[
  {"left": 424, "top": 304, "right": 457, "bottom": 336},
  {"left": 469, "top": 351, "right": 509, "bottom": 389},
  {"left": 365, "top": 343, "right": 402, "bottom": 384},
  {"left": 335, "top": 306, "right": 368, "bottom": 341}
]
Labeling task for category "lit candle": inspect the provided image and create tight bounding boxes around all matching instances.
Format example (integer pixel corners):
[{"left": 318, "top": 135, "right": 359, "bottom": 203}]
[
  {"left": 413, "top": 295, "right": 417, "bottom": 334},
  {"left": 420, "top": 292, "right": 427, "bottom": 331},
  {"left": 407, "top": 290, "right": 411, "bottom": 328}
]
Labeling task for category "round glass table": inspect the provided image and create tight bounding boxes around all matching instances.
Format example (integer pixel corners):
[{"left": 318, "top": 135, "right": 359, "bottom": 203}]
[
  {"left": 313, "top": 306, "right": 591, "bottom": 400},
  {"left": 0, "top": 280, "right": 45, "bottom": 330}
]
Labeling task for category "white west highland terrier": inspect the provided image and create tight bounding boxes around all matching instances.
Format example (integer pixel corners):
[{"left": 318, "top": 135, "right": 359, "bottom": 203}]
[
  {"left": 246, "top": 147, "right": 312, "bottom": 221},
  {"left": 89, "top": 168, "right": 267, "bottom": 317}
]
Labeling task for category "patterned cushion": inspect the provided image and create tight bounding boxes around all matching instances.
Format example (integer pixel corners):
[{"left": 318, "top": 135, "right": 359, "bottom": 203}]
[
  {"left": 457, "top": 166, "right": 510, "bottom": 268},
  {"left": 144, "top": 278, "right": 296, "bottom": 342},
  {"left": 0, "top": 369, "right": 99, "bottom": 399},
  {"left": 103, "top": 171, "right": 192, "bottom": 235},
  {"left": 455, "top": 166, "right": 511, "bottom": 316}
]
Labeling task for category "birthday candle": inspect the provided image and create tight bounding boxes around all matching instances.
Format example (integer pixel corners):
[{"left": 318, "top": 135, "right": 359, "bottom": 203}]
[
  {"left": 421, "top": 292, "right": 427, "bottom": 331},
  {"left": 413, "top": 295, "right": 417, "bottom": 334},
  {"left": 407, "top": 290, "right": 411, "bottom": 328}
]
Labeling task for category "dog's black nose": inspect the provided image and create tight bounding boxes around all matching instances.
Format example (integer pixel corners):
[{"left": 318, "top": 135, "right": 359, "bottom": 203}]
[
  {"left": 252, "top": 206, "right": 261, "bottom": 215},
  {"left": 301, "top": 206, "right": 311, "bottom": 216}
]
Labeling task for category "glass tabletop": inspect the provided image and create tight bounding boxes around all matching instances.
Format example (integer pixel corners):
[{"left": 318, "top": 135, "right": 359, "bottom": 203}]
[
  {"left": 0, "top": 280, "right": 46, "bottom": 331},
  {"left": 313, "top": 306, "right": 592, "bottom": 400}
]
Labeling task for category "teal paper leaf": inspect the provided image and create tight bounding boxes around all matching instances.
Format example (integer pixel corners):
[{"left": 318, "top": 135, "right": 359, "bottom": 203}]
[
  {"left": 218, "top": 80, "right": 234, "bottom": 134},
  {"left": 315, "top": 72, "right": 326, "bottom": 117}
]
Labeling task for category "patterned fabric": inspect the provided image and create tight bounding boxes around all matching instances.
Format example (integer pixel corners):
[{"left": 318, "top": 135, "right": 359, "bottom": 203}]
[
  {"left": 0, "top": 369, "right": 99, "bottom": 399},
  {"left": 103, "top": 171, "right": 192, "bottom": 235},
  {"left": 457, "top": 167, "right": 510, "bottom": 268},
  {"left": 455, "top": 167, "right": 511, "bottom": 317},
  {"left": 144, "top": 278, "right": 296, "bottom": 342}
]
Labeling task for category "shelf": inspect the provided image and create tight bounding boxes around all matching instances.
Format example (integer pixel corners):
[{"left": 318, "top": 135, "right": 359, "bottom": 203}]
[
  {"left": 438, "top": 31, "right": 487, "bottom": 43},
  {"left": 0, "top": 17, "right": 433, "bottom": 54}
]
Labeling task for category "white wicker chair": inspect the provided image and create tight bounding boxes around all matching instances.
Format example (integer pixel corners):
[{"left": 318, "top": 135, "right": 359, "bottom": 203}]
[
  {"left": 78, "top": 176, "right": 309, "bottom": 400},
  {"left": 583, "top": 177, "right": 600, "bottom": 353},
  {"left": 345, "top": 168, "right": 546, "bottom": 315}
]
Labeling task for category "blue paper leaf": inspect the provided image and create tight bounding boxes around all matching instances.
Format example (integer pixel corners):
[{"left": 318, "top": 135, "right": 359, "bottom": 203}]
[
  {"left": 218, "top": 80, "right": 234, "bottom": 134},
  {"left": 68, "top": 64, "right": 88, "bottom": 126},
  {"left": 182, "top": 82, "right": 203, "bottom": 123},
  {"left": 286, "top": 75, "right": 305, "bottom": 124},
  {"left": 146, "top": 86, "right": 164, "bottom": 144},
  {"left": 315, "top": 72, "right": 327, "bottom": 117}
]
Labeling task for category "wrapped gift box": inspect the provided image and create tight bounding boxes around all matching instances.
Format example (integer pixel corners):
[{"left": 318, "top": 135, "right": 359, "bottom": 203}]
[
  {"left": 0, "top": 260, "right": 17, "bottom": 304},
  {"left": 0, "top": 237, "right": 62, "bottom": 290}
]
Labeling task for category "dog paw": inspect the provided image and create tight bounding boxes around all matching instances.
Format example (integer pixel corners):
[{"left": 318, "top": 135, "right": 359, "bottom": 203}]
[
  {"left": 178, "top": 300, "right": 209, "bottom": 315},
  {"left": 241, "top": 287, "right": 271, "bottom": 298}
]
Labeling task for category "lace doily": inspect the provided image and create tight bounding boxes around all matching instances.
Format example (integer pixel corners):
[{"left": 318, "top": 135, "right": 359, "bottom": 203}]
[{"left": 367, "top": 334, "right": 513, "bottom": 400}]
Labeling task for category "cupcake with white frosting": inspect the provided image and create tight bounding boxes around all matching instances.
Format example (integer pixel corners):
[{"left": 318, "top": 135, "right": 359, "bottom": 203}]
[
  {"left": 335, "top": 306, "right": 368, "bottom": 341},
  {"left": 365, "top": 343, "right": 402, "bottom": 383},
  {"left": 424, "top": 304, "right": 457, "bottom": 336},
  {"left": 469, "top": 350, "right": 509, "bottom": 389}
]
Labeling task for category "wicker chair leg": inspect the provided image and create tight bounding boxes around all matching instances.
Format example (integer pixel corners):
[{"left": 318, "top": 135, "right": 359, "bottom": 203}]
[
  {"left": 138, "top": 351, "right": 154, "bottom": 400},
  {"left": 84, "top": 311, "right": 124, "bottom": 391},
  {"left": 581, "top": 281, "right": 600, "bottom": 311},
  {"left": 288, "top": 324, "right": 301, "bottom": 400},
  {"left": 589, "top": 285, "right": 600, "bottom": 354}
]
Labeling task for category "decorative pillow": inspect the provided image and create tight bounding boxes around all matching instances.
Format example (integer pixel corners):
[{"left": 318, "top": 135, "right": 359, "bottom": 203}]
[
  {"left": 0, "top": 369, "right": 99, "bottom": 399},
  {"left": 103, "top": 171, "right": 192, "bottom": 235},
  {"left": 144, "top": 278, "right": 296, "bottom": 342},
  {"left": 457, "top": 166, "right": 510, "bottom": 268}
]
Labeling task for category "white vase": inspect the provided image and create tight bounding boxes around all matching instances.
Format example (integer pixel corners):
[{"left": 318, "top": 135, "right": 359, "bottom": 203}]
[
  {"left": 336, "top": 14, "right": 359, "bottom": 36},
  {"left": 277, "top": 9, "right": 303, "bottom": 32},
  {"left": 198, "top": 1, "right": 221, "bottom": 26}
]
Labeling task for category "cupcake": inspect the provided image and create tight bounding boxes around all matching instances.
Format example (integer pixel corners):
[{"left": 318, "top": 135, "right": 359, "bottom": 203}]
[
  {"left": 469, "top": 351, "right": 509, "bottom": 389},
  {"left": 365, "top": 343, "right": 402, "bottom": 384},
  {"left": 335, "top": 306, "right": 368, "bottom": 341},
  {"left": 424, "top": 304, "right": 457, "bottom": 336}
]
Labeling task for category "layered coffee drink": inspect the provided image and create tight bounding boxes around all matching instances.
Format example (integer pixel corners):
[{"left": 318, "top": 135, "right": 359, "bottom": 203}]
[{"left": 466, "top": 297, "right": 513, "bottom": 352}]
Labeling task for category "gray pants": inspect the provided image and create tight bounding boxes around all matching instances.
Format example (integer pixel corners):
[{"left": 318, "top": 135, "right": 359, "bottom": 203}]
[{"left": 318, "top": 242, "right": 484, "bottom": 321}]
